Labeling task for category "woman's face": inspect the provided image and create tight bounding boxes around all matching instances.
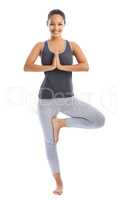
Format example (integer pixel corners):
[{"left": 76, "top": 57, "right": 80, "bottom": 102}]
[{"left": 47, "top": 14, "right": 65, "bottom": 38}]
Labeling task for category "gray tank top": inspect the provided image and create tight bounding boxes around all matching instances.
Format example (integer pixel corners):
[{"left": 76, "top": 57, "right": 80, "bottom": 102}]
[{"left": 38, "top": 39, "right": 74, "bottom": 99}]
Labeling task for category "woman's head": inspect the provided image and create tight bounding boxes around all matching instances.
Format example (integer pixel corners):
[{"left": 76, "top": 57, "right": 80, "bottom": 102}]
[{"left": 47, "top": 9, "right": 66, "bottom": 38}]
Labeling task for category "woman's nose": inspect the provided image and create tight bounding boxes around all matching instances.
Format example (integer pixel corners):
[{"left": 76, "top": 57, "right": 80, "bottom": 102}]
[
  {"left": 53, "top": 25, "right": 59, "bottom": 29},
  {"left": 53, "top": 27, "right": 57, "bottom": 30},
  {"left": 53, "top": 29, "right": 59, "bottom": 32}
]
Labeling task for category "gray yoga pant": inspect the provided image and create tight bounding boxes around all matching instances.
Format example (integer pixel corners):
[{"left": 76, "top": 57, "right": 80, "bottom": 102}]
[{"left": 37, "top": 96, "right": 105, "bottom": 174}]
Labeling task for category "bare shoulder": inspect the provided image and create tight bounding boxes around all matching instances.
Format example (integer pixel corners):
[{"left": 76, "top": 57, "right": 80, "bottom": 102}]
[
  {"left": 39, "top": 41, "right": 45, "bottom": 52},
  {"left": 69, "top": 41, "right": 88, "bottom": 63},
  {"left": 70, "top": 41, "right": 81, "bottom": 53},
  {"left": 24, "top": 41, "right": 45, "bottom": 66},
  {"left": 32, "top": 41, "right": 44, "bottom": 53},
  {"left": 29, "top": 41, "right": 46, "bottom": 57}
]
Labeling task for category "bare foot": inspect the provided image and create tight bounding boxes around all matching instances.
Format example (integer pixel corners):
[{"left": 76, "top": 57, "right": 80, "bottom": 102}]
[
  {"left": 52, "top": 117, "right": 62, "bottom": 143},
  {"left": 53, "top": 183, "right": 63, "bottom": 195}
]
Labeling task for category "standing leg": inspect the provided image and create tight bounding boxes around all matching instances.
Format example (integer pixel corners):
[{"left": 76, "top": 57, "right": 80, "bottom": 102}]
[{"left": 37, "top": 99, "right": 63, "bottom": 195}]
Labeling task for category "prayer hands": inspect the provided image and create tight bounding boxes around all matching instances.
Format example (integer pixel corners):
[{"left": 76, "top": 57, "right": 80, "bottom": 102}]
[{"left": 51, "top": 50, "right": 62, "bottom": 70}]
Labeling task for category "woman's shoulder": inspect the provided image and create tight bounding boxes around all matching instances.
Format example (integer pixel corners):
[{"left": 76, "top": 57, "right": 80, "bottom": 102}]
[
  {"left": 36, "top": 41, "right": 46, "bottom": 47},
  {"left": 69, "top": 41, "right": 80, "bottom": 49},
  {"left": 34, "top": 41, "right": 46, "bottom": 54},
  {"left": 68, "top": 41, "right": 81, "bottom": 54},
  {"left": 68, "top": 40, "right": 79, "bottom": 53}
]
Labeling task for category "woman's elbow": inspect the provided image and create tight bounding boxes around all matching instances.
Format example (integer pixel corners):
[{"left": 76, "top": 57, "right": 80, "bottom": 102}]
[
  {"left": 23, "top": 63, "right": 30, "bottom": 71},
  {"left": 23, "top": 65, "right": 28, "bottom": 71},
  {"left": 85, "top": 65, "right": 89, "bottom": 71},
  {"left": 84, "top": 62, "right": 89, "bottom": 71}
]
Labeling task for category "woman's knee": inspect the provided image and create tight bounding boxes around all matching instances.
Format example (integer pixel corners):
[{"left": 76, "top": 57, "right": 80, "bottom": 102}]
[{"left": 95, "top": 112, "right": 106, "bottom": 128}]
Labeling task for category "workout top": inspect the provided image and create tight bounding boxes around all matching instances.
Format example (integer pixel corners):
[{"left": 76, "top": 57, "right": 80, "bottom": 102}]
[{"left": 38, "top": 39, "right": 74, "bottom": 99}]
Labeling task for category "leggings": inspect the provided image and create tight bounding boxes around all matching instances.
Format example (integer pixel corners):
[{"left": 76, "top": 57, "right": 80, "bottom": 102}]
[{"left": 37, "top": 96, "right": 105, "bottom": 174}]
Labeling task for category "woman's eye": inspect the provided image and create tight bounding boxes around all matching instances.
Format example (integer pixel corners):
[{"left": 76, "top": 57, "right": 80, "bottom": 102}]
[{"left": 50, "top": 23, "right": 62, "bottom": 25}]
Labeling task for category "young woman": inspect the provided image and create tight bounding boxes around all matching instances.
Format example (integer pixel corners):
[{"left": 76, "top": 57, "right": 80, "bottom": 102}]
[{"left": 24, "top": 9, "right": 105, "bottom": 195}]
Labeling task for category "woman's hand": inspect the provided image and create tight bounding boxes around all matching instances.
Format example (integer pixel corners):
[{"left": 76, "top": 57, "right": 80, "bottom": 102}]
[
  {"left": 50, "top": 53, "right": 57, "bottom": 71},
  {"left": 54, "top": 51, "right": 63, "bottom": 70},
  {"left": 50, "top": 50, "right": 63, "bottom": 71}
]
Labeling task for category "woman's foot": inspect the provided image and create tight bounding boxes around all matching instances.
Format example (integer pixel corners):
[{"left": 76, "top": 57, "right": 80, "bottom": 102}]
[
  {"left": 53, "top": 183, "right": 63, "bottom": 195},
  {"left": 52, "top": 172, "right": 63, "bottom": 195},
  {"left": 52, "top": 117, "right": 66, "bottom": 143}
]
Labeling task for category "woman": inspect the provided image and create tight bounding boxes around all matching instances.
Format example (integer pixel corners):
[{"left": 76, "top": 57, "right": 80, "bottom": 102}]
[{"left": 24, "top": 9, "right": 105, "bottom": 195}]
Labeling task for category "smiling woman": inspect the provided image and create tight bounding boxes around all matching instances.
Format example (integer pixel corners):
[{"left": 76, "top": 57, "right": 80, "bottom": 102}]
[
  {"left": 47, "top": 11, "right": 65, "bottom": 37},
  {"left": 23, "top": 9, "right": 105, "bottom": 196}
]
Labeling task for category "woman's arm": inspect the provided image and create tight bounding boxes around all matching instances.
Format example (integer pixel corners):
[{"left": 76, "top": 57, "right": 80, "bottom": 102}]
[
  {"left": 23, "top": 42, "right": 56, "bottom": 72},
  {"left": 57, "top": 41, "right": 89, "bottom": 72}
]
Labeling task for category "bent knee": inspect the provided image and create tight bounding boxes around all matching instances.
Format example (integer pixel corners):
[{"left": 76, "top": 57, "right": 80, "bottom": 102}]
[{"left": 94, "top": 113, "right": 106, "bottom": 128}]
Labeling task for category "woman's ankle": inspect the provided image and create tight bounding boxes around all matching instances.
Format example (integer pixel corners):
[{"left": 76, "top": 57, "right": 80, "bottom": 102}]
[{"left": 53, "top": 172, "right": 63, "bottom": 185}]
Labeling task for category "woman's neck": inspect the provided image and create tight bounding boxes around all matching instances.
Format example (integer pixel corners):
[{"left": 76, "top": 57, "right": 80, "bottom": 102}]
[{"left": 49, "top": 36, "right": 63, "bottom": 41}]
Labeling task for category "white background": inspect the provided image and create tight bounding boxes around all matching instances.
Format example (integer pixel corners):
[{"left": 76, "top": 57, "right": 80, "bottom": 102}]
[{"left": 0, "top": 0, "right": 121, "bottom": 199}]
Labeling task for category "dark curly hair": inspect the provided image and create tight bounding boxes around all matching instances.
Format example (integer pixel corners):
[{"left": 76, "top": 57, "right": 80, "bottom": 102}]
[{"left": 47, "top": 9, "right": 66, "bottom": 25}]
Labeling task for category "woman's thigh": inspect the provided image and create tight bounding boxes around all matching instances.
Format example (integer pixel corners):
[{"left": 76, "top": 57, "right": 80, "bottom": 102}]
[{"left": 60, "top": 96, "right": 105, "bottom": 126}]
